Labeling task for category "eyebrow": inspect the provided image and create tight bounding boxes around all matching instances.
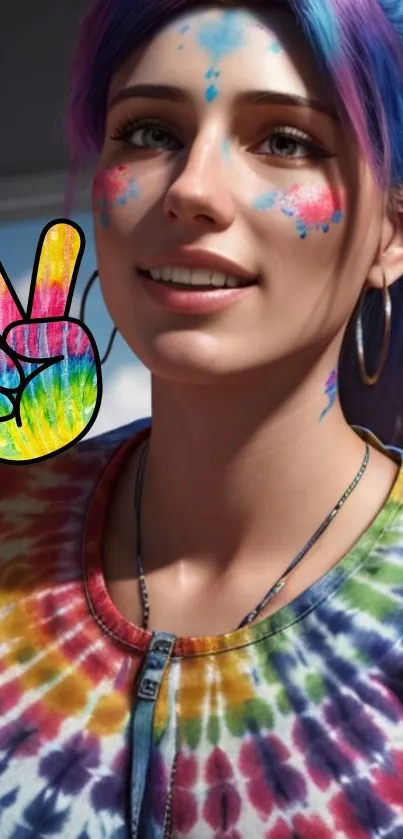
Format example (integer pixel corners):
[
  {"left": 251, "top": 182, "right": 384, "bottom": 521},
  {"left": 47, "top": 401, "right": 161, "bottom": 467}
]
[{"left": 108, "top": 84, "right": 340, "bottom": 122}]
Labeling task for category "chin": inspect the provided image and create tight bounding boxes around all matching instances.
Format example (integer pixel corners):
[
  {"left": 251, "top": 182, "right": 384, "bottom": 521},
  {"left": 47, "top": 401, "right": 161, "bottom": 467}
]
[{"left": 126, "top": 329, "right": 252, "bottom": 386}]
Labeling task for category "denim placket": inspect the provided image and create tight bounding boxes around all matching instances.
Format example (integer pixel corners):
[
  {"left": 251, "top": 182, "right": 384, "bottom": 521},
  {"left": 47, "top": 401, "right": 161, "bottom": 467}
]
[{"left": 130, "top": 631, "right": 176, "bottom": 838}]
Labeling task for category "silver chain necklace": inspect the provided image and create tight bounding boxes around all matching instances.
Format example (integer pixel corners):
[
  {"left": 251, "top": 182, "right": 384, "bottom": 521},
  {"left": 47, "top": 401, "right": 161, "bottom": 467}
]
[{"left": 134, "top": 439, "right": 370, "bottom": 631}]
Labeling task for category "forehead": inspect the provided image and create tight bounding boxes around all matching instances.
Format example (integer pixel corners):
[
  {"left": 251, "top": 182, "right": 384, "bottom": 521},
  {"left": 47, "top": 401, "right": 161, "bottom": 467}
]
[{"left": 109, "top": 6, "right": 329, "bottom": 105}]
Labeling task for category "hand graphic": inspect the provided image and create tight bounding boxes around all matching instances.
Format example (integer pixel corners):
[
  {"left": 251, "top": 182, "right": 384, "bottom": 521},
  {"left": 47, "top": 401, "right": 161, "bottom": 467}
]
[{"left": 0, "top": 220, "right": 102, "bottom": 464}]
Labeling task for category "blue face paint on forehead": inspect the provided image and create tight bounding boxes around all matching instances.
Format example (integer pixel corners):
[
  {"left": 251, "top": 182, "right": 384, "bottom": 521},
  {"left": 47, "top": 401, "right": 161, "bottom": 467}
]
[
  {"left": 177, "top": 21, "right": 190, "bottom": 49},
  {"left": 177, "top": 11, "right": 247, "bottom": 103},
  {"left": 195, "top": 11, "right": 246, "bottom": 63},
  {"left": 197, "top": 11, "right": 247, "bottom": 101},
  {"left": 253, "top": 21, "right": 284, "bottom": 53},
  {"left": 174, "top": 11, "right": 284, "bottom": 100}
]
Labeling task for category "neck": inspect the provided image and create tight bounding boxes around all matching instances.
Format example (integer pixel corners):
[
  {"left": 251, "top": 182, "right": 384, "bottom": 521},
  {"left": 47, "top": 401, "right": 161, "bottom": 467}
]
[{"left": 139, "top": 355, "right": 371, "bottom": 581}]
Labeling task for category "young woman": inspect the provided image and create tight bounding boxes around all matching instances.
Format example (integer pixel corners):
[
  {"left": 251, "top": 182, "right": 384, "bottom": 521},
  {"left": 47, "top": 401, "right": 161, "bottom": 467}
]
[{"left": 2, "top": 1, "right": 403, "bottom": 837}]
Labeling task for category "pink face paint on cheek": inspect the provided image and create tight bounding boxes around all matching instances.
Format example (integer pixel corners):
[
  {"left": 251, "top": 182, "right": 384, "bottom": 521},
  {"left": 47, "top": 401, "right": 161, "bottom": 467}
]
[
  {"left": 279, "top": 184, "right": 344, "bottom": 238},
  {"left": 252, "top": 184, "right": 344, "bottom": 239},
  {"left": 92, "top": 165, "right": 140, "bottom": 228}
]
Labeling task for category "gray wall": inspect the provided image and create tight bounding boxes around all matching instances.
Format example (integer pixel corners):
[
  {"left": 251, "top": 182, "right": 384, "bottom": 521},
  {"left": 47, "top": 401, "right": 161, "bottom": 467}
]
[{"left": 0, "top": 1, "right": 92, "bottom": 220}]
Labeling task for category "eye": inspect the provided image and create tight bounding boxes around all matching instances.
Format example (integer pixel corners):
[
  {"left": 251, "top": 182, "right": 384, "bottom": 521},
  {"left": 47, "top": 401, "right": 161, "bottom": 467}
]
[
  {"left": 110, "top": 118, "right": 181, "bottom": 151},
  {"left": 254, "top": 126, "right": 329, "bottom": 160}
]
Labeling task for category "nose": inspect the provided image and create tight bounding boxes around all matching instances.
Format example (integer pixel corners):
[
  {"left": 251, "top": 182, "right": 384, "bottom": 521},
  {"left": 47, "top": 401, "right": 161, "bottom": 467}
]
[{"left": 163, "top": 134, "right": 236, "bottom": 231}]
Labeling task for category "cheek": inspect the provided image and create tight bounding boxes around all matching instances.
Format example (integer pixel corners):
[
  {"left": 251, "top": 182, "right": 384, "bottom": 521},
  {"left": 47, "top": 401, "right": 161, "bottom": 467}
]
[
  {"left": 251, "top": 183, "right": 346, "bottom": 240},
  {"left": 92, "top": 165, "right": 141, "bottom": 229}
]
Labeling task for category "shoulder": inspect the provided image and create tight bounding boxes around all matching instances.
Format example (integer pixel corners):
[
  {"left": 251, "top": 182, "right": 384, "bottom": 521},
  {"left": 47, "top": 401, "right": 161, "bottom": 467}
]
[{"left": 0, "top": 416, "right": 151, "bottom": 506}]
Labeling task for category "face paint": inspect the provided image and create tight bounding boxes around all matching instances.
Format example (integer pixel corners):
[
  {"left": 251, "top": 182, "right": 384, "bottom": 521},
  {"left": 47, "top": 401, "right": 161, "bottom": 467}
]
[
  {"left": 253, "top": 21, "right": 283, "bottom": 52},
  {"left": 92, "top": 166, "right": 140, "bottom": 228},
  {"left": 178, "top": 22, "right": 190, "bottom": 50},
  {"left": 253, "top": 190, "right": 280, "bottom": 212},
  {"left": 193, "top": 11, "right": 247, "bottom": 102},
  {"left": 221, "top": 139, "right": 231, "bottom": 160},
  {"left": 280, "top": 184, "right": 344, "bottom": 238},
  {"left": 253, "top": 185, "right": 344, "bottom": 239},
  {"left": 319, "top": 369, "right": 338, "bottom": 422}
]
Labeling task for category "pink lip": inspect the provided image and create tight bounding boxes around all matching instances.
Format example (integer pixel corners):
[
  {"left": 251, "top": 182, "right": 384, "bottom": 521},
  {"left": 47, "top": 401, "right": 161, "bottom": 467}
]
[
  {"left": 140, "top": 273, "right": 256, "bottom": 315},
  {"left": 138, "top": 247, "right": 258, "bottom": 282}
]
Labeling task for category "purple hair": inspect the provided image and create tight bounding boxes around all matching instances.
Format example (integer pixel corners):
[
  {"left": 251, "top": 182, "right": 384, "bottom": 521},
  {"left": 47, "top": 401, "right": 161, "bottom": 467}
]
[{"left": 67, "top": 0, "right": 403, "bottom": 448}]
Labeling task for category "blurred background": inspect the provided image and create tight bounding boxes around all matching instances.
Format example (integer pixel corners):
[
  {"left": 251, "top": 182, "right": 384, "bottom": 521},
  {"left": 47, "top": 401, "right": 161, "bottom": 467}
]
[{"left": 0, "top": 1, "right": 151, "bottom": 437}]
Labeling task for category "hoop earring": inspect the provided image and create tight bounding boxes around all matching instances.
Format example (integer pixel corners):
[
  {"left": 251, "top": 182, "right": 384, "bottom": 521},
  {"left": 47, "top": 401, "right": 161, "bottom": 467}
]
[{"left": 355, "top": 268, "right": 392, "bottom": 387}]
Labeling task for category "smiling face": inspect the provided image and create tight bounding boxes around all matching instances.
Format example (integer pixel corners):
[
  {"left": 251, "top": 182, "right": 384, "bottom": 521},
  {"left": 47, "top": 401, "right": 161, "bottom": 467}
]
[{"left": 93, "top": 4, "right": 387, "bottom": 386}]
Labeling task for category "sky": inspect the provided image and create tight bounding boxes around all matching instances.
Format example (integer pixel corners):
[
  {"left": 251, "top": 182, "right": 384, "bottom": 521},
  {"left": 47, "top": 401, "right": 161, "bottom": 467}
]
[{"left": 0, "top": 213, "right": 151, "bottom": 438}]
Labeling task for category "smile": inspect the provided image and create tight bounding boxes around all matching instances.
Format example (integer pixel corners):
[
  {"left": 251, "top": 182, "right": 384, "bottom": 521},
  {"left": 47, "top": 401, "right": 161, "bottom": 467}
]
[{"left": 139, "top": 266, "right": 258, "bottom": 289}]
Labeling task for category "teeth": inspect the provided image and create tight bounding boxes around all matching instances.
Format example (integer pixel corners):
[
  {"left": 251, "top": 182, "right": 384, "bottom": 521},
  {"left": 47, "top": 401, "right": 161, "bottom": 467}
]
[{"left": 147, "top": 266, "right": 250, "bottom": 288}]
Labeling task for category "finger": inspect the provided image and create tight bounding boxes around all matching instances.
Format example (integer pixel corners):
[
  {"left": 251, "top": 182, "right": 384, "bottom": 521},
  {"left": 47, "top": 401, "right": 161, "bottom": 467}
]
[
  {"left": 0, "top": 262, "right": 25, "bottom": 333},
  {"left": 0, "top": 392, "right": 15, "bottom": 420},
  {"left": 0, "top": 341, "right": 21, "bottom": 389},
  {"left": 28, "top": 220, "right": 85, "bottom": 320}
]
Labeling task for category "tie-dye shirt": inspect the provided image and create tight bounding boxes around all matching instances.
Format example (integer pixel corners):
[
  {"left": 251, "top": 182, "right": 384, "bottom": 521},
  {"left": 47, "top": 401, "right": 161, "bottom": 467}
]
[{"left": 1, "top": 417, "right": 403, "bottom": 839}]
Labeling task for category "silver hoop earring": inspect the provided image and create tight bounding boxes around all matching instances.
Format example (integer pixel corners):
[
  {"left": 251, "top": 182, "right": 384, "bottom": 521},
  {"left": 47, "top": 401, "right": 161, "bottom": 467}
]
[{"left": 355, "top": 269, "right": 392, "bottom": 386}]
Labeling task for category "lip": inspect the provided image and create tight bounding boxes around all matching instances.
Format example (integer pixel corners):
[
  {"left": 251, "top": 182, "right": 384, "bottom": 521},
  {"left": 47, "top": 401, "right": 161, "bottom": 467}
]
[
  {"left": 138, "top": 247, "right": 258, "bottom": 282},
  {"left": 140, "top": 274, "right": 256, "bottom": 315}
]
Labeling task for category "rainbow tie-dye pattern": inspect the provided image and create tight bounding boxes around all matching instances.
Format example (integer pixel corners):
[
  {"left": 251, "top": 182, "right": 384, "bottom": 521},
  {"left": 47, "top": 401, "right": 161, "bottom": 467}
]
[
  {"left": 1, "top": 417, "right": 403, "bottom": 838},
  {"left": 0, "top": 221, "right": 101, "bottom": 463}
]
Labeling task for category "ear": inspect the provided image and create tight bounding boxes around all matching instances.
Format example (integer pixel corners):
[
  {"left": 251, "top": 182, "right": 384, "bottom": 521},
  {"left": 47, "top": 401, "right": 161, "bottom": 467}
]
[{"left": 367, "top": 208, "right": 403, "bottom": 290}]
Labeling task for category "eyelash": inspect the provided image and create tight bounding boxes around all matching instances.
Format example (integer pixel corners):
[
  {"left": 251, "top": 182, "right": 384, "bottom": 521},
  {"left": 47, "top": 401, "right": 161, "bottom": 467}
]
[{"left": 110, "top": 117, "right": 328, "bottom": 159}]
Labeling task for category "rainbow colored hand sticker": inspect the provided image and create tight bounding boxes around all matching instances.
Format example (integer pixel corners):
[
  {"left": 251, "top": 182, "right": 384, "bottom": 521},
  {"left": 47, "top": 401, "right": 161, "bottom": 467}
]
[{"left": 0, "top": 220, "right": 102, "bottom": 464}]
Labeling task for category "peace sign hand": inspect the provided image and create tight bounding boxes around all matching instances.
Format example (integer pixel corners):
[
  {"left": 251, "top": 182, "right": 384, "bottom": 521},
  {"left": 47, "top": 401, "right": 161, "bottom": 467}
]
[{"left": 0, "top": 220, "right": 102, "bottom": 464}]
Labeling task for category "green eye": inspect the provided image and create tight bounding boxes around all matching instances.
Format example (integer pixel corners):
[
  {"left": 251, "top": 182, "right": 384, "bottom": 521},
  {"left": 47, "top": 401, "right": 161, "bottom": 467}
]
[{"left": 111, "top": 119, "right": 181, "bottom": 150}]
